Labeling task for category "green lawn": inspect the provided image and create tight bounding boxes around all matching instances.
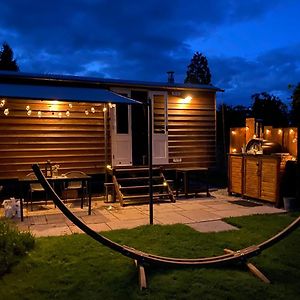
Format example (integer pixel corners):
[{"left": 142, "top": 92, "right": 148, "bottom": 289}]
[{"left": 1, "top": 213, "right": 300, "bottom": 300}]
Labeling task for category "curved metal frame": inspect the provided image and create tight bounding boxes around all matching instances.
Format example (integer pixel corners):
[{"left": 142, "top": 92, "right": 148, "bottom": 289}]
[{"left": 32, "top": 164, "right": 300, "bottom": 267}]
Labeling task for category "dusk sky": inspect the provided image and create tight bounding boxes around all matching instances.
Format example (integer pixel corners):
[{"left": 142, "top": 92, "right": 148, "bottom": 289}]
[{"left": 0, "top": 0, "right": 300, "bottom": 107}]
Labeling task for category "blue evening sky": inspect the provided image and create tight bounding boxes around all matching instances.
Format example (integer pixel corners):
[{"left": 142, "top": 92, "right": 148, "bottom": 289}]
[{"left": 0, "top": 0, "right": 299, "bottom": 107}]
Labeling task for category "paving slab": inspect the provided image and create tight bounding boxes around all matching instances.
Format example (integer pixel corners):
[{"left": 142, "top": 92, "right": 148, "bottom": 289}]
[
  {"left": 178, "top": 210, "right": 221, "bottom": 222},
  {"left": 187, "top": 220, "right": 239, "bottom": 233}
]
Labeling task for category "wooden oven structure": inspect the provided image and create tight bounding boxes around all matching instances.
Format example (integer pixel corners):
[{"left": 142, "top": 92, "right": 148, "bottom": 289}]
[{"left": 228, "top": 118, "right": 298, "bottom": 206}]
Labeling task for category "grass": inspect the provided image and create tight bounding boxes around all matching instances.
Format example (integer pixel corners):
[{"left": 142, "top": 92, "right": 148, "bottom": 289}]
[{"left": 0, "top": 213, "right": 300, "bottom": 299}]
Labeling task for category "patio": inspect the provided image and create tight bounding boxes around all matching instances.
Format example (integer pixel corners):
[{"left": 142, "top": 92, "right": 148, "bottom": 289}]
[{"left": 10, "top": 189, "right": 285, "bottom": 237}]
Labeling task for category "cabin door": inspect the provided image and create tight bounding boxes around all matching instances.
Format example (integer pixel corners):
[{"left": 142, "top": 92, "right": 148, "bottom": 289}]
[
  {"left": 110, "top": 89, "right": 132, "bottom": 166},
  {"left": 150, "top": 91, "right": 169, "bottom": 165}
]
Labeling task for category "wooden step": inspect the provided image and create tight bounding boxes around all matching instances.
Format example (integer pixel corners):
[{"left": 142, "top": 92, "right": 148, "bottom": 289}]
[
  {"left": 117, "top": 176, "right": 161, "bottom": 182},
  {"left": 120, "top": 184, "right": 166, "bottom": 190},
  {"left": 123, "top": 193, "right": 171, "bottom": 200}
]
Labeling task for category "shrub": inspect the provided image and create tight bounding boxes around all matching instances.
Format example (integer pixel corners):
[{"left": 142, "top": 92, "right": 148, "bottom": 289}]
[{"left": 0, "top": 218, "right": 35, "bottom": 276}]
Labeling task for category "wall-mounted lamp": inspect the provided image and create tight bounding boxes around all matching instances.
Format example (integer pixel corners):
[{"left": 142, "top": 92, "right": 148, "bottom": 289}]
[{"left": 182, "top": 95, "right": 192, "bottom": 104}]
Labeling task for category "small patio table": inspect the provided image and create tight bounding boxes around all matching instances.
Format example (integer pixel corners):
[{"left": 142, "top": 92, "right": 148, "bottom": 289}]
[
  {"left": 175, "top": 167, "right": 210, "bottom": 198},
  {"left": 18, "top": 174, "right": 92, "bottom": 221}
]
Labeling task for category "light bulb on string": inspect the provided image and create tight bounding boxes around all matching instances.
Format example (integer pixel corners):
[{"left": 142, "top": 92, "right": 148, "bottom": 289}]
[
  {"left": 27, "top": 110, "right": 32, "bottom": 116},
  {"left": 58, "top": 112, "right": 62, "bottom": 118},
  {"left": 4, "top": 108, "right": 9, "bottom": 116},
  {"left": 91, "top": 107, "right": 95, "bottom": 113},
  {"left": 26, "top": 105, "right": 30, "bottom": 111},
  {"left": 85, "top": 109, "right": 89, "bottom": 115},
  {"left": 37, "top": 111, "right": 42, "bottom": 118},
  {"left": 66, "top": 110, "right": 70, "bottom": 117},
  {"left": 69, "top": 103, "right": 73, "bottom": 108},
  {"left": 0, "top": 99, "right": 5, "bottom": 107}
]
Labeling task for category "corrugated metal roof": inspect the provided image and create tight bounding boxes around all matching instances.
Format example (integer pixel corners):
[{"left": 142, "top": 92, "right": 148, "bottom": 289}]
[
  {"left": 0, "top": 71, "right": 223, "bottom": 92},
  {"left": 0, "top": 83, "right": 141, "bottom": 104}
]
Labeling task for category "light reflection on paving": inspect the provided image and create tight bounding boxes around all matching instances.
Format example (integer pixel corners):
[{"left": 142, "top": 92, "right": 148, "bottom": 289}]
[{"left": 7, "top": 190, "right": 287, "bottom": 237}]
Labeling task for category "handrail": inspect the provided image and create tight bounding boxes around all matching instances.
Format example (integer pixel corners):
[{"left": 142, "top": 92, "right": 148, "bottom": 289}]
[{"left": 32, "top": 164, "right": 300, "bottom": 267}]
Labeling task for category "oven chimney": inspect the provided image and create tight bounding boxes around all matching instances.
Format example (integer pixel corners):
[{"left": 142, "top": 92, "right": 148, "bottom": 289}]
[{"left": 167, "top": 71, "right": 175, "bottom": 83}]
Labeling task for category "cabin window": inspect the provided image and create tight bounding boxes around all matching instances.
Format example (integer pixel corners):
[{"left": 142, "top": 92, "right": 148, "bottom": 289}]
[
  {"left": 153, "top": 95, "right": 166, "bottom": 133},
  {"left": 116, "top": 104, "right": 129, "bottom": 134}
]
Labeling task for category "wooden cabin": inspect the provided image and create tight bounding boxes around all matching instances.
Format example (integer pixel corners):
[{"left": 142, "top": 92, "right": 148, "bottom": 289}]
[
  {"left": 0, "top": 71, "right": 221, "bottom": 184},
  {"left": 228, "top": 118, "right": 298, "bottom": 206}
]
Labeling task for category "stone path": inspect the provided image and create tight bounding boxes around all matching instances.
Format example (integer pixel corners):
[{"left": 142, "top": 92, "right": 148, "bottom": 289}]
[{"left": 11, "top": 189, "right": 286, "bottom": 237}]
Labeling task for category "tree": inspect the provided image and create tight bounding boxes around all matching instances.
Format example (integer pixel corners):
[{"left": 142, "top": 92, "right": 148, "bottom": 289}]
[
  {"left": 290, "top": 83, "right": 300, "bottom": 126},
  {"left": 0, "top": 42, "right": 19, "bottom": 71},
  {"left": 250, "top": 92, "right": 289, "bottom": 127},
  {"left": 184, "top": 52, "right": 211, "bottom": 84}
]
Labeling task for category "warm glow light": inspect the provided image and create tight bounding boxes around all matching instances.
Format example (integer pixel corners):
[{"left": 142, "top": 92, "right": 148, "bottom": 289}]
[
  {"left": 4, "top": 108, "right": 9, "bottom": 116},
  {"left": 106, "top": 164, "right": 112, "bottom": 170},
  {"left": 37, "top": 111, "right": 42, "bottom": 118},
  {"left": 231, "top": 130, "right": 236, "bottom": 135},
  {"left": 293, "top": 138, "right": 297, "bottom": 143},
  {"left": 58, "top": 112, "right": 62, "bottom": 118},
  {"left": 246, "top": 126, "right": 249, "bottom": 131},
  {"left": 108, "top": 102, "right": 113, "bottom": 108},
  {"left": 27, "top": 110, "right": 32, "bottom": 116},
  {"left": 253, "top": 134, "right": 257, "bottom": 138},
  {"left": 85, "top": 109, "right": 89, "bottom": 115},
  {"left": 66, "top": 110, "right": 70, "bottom": 117},
  {"left": 0, "top": 99, "right": 5, "bottom": 107},
  {"left": 289, "top": 129, "right": 294, "bottom": 134},
  {"left": 163, "top": 181, "right": 167, "bottom": 186},
  {"left": 68, "top": 103, "right": 73, "bottom": 108},
  {"left": 266, "top": 129, "right": 270, "bottom": 134},
  {"left": 182, "top": 96, "right": 192, "bottom": 104},
  {"left": 26, "top": 105, "right": 30, "bottom": 111},
  {"left": 278, "top": 129, "right": 282, "bottom": 134},
  {"left": 52, "top": 100, "right": 59, "bottom": 105},
  {"left": 232, "top": 148, "right": 237, "bottom": 153},
  {"left": 103, "top": 107, "right": 107, "bottom": 112},
  {"left": 91, "top": 107, "right": 95, "bottom": 113}
]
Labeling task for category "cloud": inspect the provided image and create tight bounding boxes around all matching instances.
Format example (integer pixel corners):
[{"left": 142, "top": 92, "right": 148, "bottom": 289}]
[{"left": 0, "top": 0, "right": 299, "bottom": 107}]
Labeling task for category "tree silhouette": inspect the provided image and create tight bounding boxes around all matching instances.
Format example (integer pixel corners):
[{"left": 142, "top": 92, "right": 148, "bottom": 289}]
[
  {"left": 0, "top": 42, "right": 19, "bottom": 71},
  {"left": 290, "top": 83, "right": 300, "bottom": 126},
  {"left": 250, "top": 92, "right": 288, "bottom": 127},
  {"left": 184, "top": 52, "right": 211, "bottom": 84}
]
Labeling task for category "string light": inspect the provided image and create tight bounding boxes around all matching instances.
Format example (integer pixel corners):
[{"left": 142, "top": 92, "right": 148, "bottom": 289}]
[
  {"left": 278, "top": 129, "right": 282, "bottom": 134},
  {"left": 4, "top": 108, "right": 9, "bottom": 116},
  {"left": 0, "top": 99, "right": 5, "bottom": 107},
  {"left": 231, "top": 130, "right": 236, "bottom": 135},
  {"left": 266, "top": 129, "right": 270, "bottom": 134},
  {"left": 27, "top": 110, "right": 32, "bottom": 116},
  {"left": 26, "top": 105, "right": 30, "bottom": 111},
  {"left": 103, "top": 107, "right": 107, "bottom": 112},
  {"left": 68, "top": 103, "right": 73, "bottom": 108},
  {"left": 289, "top": 129, "right": 294, "bottom": 134},
  {"left": 85, "top": 109, "right": 89, "bottom": 115},
  {"left": 245, "top": 126, "right": 249, "bottom": 131},
  {"left": 232, "top": 148, "right": 237, "bottom": 153},
  {"left": 66, "top": 110, "right": 70, "bottom": 117},
  {"left": 37, "top": 111, "right": 42, "bottom": 118},
  {"left": 91, "top": 107, "right": 95, "bottom": 113},
  {"left": 58, "top": 112, "right": 62, "bottom": 118}
]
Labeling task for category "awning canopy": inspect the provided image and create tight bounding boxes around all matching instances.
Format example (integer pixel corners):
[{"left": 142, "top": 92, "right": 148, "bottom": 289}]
[{"left": 0, "top": 83, "right": 141, "bottom": 104}]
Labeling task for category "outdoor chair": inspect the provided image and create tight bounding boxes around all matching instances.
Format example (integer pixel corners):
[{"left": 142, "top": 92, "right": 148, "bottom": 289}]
[
  {"left": 26, "top": 172, "right": 48, "bottom": 210},
  {"left": 62, "top": 171, "right": 88, "bottom": 207}
]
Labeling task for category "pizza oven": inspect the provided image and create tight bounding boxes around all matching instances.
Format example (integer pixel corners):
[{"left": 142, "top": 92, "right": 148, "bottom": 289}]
[{"left": 246, "top": 138, "right": 283, "bottom": 155}]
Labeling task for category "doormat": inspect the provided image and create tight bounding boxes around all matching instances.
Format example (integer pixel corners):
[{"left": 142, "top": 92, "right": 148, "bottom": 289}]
[{"left": 230, "top": 200, "right": 263, "bottom": 207}]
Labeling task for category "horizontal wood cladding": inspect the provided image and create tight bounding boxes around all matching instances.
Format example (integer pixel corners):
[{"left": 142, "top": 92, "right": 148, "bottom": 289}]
[
  {"left": 167, "top": 93, "right": 216, "bottom": 168},
  {"left": 0, "top": 99, "right": 108, "bottom": 179}
]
